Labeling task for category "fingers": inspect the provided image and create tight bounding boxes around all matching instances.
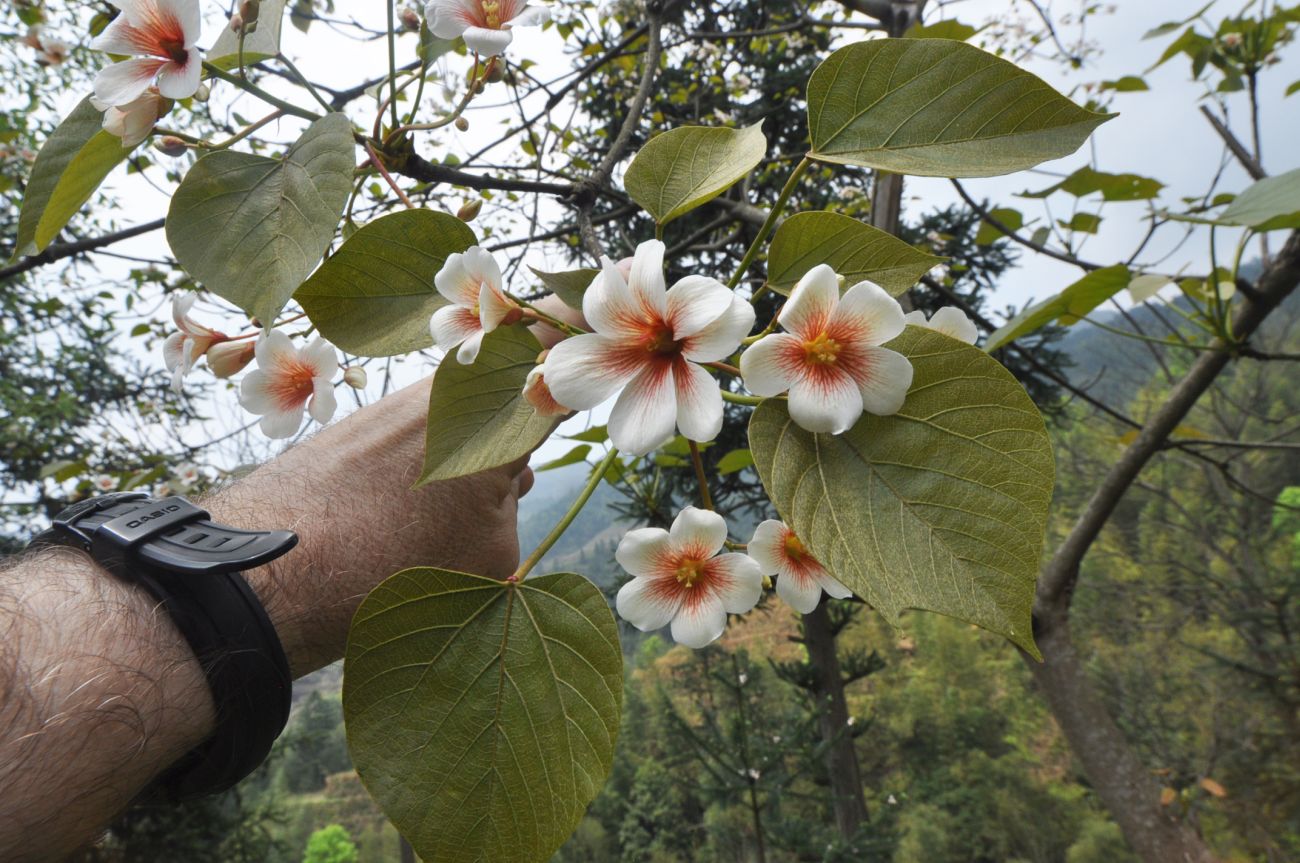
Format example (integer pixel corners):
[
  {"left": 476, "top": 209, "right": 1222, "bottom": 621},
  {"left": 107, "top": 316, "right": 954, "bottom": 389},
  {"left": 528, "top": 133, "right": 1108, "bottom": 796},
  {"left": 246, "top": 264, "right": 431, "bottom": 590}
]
[{"left": 515, "top": 466, "right": 535, "bottom": 499}]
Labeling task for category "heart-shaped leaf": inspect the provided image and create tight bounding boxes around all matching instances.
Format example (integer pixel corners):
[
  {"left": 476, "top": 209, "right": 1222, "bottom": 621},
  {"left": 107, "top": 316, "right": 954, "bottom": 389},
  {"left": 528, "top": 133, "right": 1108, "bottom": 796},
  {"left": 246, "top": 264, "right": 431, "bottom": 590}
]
[
  {"left": 207, "top": 0, "right": 287, "bottom": 68},
  {"left": 296, "top": 209, "right": 475, "bottom": 357},
  {"left": 807, "top": 39, "right": 1113, "bottom": 177},
  {"left": 166, "top": 112, "right": 355, "bottom": 324},
  {"left": 13, "top": 98, "right": 136, "bottom": 259},
  {"left": 985, "top": 264, "right": 1131, "bottom": 351},
  {"left": 767, "top": 211, "right": 943, "bottom": 297},
  {"left": 420, "top": 325, "right": 555, "bottom": 484},
  {"left": 344, "top": 568, "right": 622, "bottom": 863},
  {"left": 1218, "top": 167, "right": 1300, "bottom": 232},
  {"left": 625, "top": 123, "right": 767, "bottom": 225},
  {"left": 749, "top": 328, "right": 1053, "bottom": 656}
]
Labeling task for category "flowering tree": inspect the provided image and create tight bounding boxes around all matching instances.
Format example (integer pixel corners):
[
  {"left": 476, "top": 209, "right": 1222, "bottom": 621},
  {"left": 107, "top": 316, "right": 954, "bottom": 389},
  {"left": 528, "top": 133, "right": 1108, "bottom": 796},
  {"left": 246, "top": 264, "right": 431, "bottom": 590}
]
[{"left": 8, "top": 0, "right": 1300, "bottom": 860}]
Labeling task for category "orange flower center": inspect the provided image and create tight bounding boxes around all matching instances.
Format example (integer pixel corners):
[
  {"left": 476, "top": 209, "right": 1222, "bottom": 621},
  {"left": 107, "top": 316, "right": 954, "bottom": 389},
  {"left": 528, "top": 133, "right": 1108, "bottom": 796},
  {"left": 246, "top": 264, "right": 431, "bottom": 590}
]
[
  {"left": 674, "top": 558, "right": 707, "bottom": 588},
  {"left": 643, "top": 325, "right": 681, "bottom": 357},
  {"left": 158, "top": 36, "right": 188, "bottom": 65},
  {"left": 802, "top": 331, "right": 841, "bottom": 365},
  {"left": 481, "top": 0, "right": 502, "bottom": 27},
  {"left": 269, "top": 361, "right": 316, "bottom": 410},
  {"left": 783, "top": 533, "right": 809, "bottom": 563}
]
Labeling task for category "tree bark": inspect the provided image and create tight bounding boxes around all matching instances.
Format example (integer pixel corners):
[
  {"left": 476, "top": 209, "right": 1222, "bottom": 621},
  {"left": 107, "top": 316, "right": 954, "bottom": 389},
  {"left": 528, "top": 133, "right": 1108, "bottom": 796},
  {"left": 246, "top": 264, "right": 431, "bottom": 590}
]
[{"left": 803, "top": 602, "right": 868, "bottom": 840}]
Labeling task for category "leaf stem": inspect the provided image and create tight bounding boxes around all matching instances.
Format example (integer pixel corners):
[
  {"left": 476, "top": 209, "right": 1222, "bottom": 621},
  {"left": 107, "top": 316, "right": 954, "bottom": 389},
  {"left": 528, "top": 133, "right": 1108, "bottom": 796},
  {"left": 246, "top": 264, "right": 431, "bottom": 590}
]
[
  {"left": 688, "top": 440, "right": 715, "bottom": 511},
  {"left": 386, "top": 0, "right": 400, "bottom": 131},
  {"left": 277, "top": 53, "right": 333, "bottom": 114},
  {"left": 203, "top": 62, "right": 322, "bottom": 121},
  {"left": 721, "top": 391, "right": 763, "bottom": 406},
  {"left": 512, "top": 448, "right": 620, "bottom": 581},
  {"left": 727, "top": 155, "right": 811, "bottom": 290}
]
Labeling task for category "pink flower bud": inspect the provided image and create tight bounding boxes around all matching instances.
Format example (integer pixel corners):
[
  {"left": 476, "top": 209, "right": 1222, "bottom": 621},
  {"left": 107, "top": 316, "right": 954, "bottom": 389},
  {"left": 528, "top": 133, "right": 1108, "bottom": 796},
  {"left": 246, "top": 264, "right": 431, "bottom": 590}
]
[
  {"left": 156, "top": 136, "right": 187, "bottom": 157},
  {"left": 229, "top": 12, "right": 244, "bottom": 32},
  {"left": 399, "top": 6, "right": 421, "bottom": 31},
  {"left": 206, "top": 340, "right": 256, "bottom": 378},
  {"left": 342, "top": 366, "right": 368, "bottom": 389}
]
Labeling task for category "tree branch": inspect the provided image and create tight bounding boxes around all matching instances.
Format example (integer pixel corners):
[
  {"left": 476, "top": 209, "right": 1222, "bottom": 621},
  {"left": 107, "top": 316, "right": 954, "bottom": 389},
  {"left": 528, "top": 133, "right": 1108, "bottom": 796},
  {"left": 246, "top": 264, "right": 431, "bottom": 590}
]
[
  {"left": 1199, "top": 106, "right": 1267, "bottom": 181},
  {"left": 0, "top": 219, "right": 167, "bottom": 283}
]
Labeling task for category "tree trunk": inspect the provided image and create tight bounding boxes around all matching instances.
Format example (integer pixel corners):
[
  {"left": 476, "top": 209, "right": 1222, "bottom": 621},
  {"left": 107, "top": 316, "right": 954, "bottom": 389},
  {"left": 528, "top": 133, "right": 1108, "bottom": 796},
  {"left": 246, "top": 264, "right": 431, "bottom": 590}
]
[
  {"left": 803, "top": 602, "right": 868, "bottom": 839},
  {"left": 1031, "top": 616, "right": 1219, "bottom": 863}
]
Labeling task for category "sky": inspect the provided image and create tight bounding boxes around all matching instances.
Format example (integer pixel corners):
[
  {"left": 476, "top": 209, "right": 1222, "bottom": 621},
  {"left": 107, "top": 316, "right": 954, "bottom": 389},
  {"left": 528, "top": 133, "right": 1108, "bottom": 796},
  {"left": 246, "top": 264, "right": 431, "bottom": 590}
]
[{"left": 42, "top": 0, "right": 1300, "bottom": 467}]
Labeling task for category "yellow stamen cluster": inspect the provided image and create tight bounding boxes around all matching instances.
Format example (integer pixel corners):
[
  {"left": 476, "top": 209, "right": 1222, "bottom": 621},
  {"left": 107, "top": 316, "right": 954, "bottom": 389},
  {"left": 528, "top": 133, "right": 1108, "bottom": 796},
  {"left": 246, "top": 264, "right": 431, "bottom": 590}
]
[
  {"left": 674, "top": 558, "right": 706, "bottom": 588},
  {"left": 783, "top": 533, "right": 808, "bottom": 563},
  {"left": 481, "top": 0, "right": 502, "bottom": 28},
  {"left": 802, "top": 331, "right": 841, "bottom": 365}
]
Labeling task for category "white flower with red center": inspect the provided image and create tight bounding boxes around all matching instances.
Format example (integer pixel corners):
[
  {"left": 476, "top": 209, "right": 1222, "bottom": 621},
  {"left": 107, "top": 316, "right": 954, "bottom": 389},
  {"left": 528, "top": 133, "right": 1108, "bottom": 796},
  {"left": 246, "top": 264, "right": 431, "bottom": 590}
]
[
  {"left": 747, "top": 520, "right": 851, "bottom": 614},
  {"left": 430, "top": 246, "right": 517, "bottom": 365},
  {"left": 902, "top": 307, "right": 979, "bottom": 345},
  {"left": 522, "top": 365, "right": 569, "bottom": 417},
  {"left": 90, "top": 0, "right": 202, "bottom": 107},
  {"left": 92, "top": 474, "right": 118, "bottom": 492},
  {"left": 738, "top": 264, "right": 913, "bottom": 435},
  {"left": 424, "top": 0, "right": 550, "bottom": 57},
  {"left": 91, "top": 87, "right": 171, "bottom": 148},
  {"left": 543, "top": 240, "right": 755, "bottom": 455},
  {"left": 175, "top": 462, "right": 201, "bottom": 486},
  {"left": 238, "top": 330, "right": 339, "bottom": 439},
  {"left": 163, "top": 294, "right": 229, "bottom": 392},
  {"left": 615, "top": 507, "right": 763, "bottom": 649}
]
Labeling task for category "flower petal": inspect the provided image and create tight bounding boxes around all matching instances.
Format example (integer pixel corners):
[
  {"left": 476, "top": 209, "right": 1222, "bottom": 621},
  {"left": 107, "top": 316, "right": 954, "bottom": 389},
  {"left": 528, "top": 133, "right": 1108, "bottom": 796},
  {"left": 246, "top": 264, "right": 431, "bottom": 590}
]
[
  {"left": 832, "top": 279, "right": 905, "bottom": 347},
  {"left": 455, "top": 328, "right": 486, "bottom": 365},
  {"left": 903, "top": 310, "right": 927, "bottom": 327},
  {"left": 673, "top": 360, "right": 723, "bottom": 444},
  {"left": 856, "top": 347, "right": 913, "bottom": 416},
  {"left": 710, "top": 552, "right": 764, "bottom": 614},
  {"left": 664, "top": 276, "right": 734, "bottom": 340},
  {"left": 155, "top": 50, "right": 200, "bottom": 100},
  {"left": 738, "top": 333, "right": 801, "bottom": 397},
  {"left": 615, "top": 527, "right": 672, "bottom": 578},
  {"left": 162, "top": 331, "right": 185, "bottom": 372},
  {"left": 746, "top": 520, "right": 787, "bottom": 576},
  {"left": 254, "top": 327, "right": 297, "bottom": 369},
  {"left": 508, "top": 4, "right": 550, "bottom": 27},
  {"left": 308, "top": 377, "right": 337, "bottom": 424},
  {"left": 608, "top": 362, "right": 677, "bottom": 455},
  {"left": 681, "top": 294, "right": 755, "bottom": 363},
  {"left": 156, "top": 0, "right": 201, "bottom": 45},
  {"left": 928, "top": 306, "right": 979, "bottom": 345},
  {"left": 434, "top": 251, "right": 482, "bottom": 306},
  {"left": 617, "top": 575, "right": 683, "bottom": 634},
  {"left": 463, "top": 25, "right": 514, "bottom": 56},
  {"left": 670, "top": 596, "right": 728, "bottom": 648},
  {"left": 93, "top": 57, "right": 165, "bottom": 107},
  {"left": 779, "top": 264, "right": 839, "bottom": 339},
  {"left": 479, "top": 281, "right": 515, "bottom": 332},
  {"left": 238, "top": 369, "right": 276, "bottom": 413},
  {"left": 626, "top": 239, "right": 669, "bottom": 320},
  {"left": 430, "top": 303, "right": 481, "bottom": 352},
  {"left": 91, "top": 15, "right": 158, "bottom": 55},
  {"left": 424, "top": 0, "right": 477, "bottom": 38},
  {"left": 544, "top": 334, "right": 640, "bottom": 410},
  {"left": 775, "top": 568, "right": 825, "bottom": 614},
  {"left": 300, "top": 337, "right": 339, "bottom": 378},
  {"left": 669, "top": 506, "right": 728, "bottom": 557},
  {"left": 787, "top": 371, "right": 863, "bottom": 435},
  {"left": 259, "top": 405, "right": 306, "bottom": 439},
  {"left": 817, "top": 571, "right": 854, "bottom": 600},
  {"left": 583, "top": 256, "right": 647, "bottom": 339}
]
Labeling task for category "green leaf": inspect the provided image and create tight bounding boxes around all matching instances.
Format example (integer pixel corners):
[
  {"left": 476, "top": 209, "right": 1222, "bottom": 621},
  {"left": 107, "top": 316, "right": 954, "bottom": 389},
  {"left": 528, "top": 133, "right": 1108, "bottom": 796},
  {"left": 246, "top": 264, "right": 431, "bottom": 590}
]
[
  {"left": 749, "top": 329, "right": 1052, "bottom": 656},
  {"left": 13, "top": 98, "right": 135, "bottom": 259},
  {"left": 1059, "top": 212, "right": 1102, "bottom": 234},
  {"left": 567, "top": 425, "right": 609, "bottom": 443},
  {"left": 1286, "top": 80, "right": 1300, "bottom": 98},
  {"left": 1022, "top": 166, "right": 1164, "bottom": 201},
  {"left": 1142, "top": 4, "right": 1214, "bottom": 40},
  {"left": 1218, "top": 167, "right": 1300, "bottom": 231},
  {"left": 985, "top": 264, "right": 1131, "bottom": 351},
  {"left": 716, "top": 448, "right": 754, "bottom": 475},
  {"left": 40, "top": 459, "right": 86, "bottom": 482},
  {"left": 344, "top": 569, "right": 622, "bottom": 863},
  {"left": 905, "top": 19, "right": 980, "bottom": 41},
  {"left": 975, "top": 208, "right": 1024, "bottom": 245},
  {"left": 537, "top": 445, "right": 592, "bottom": 471},
  {"left": 1101, "top": 75, "right": 1150, "bottom": 92},
  {"left": 296, "top": 210, "right": 475, "bottom": 357},
  {"left": 767, "top": 211, "right": 943, "bottom": 297},
  {"left": 420, "top": 326, "right": 554, "bottom": 484},
  {"left": 208, "top": 0, "right": 287, "bottom": 68},
  {"left": 529, "top": 266, "right": 599, "bottom": 310},
  {"left": 624, "top": 123, "right": 767, "bottom": 225},
  {"left": 166, "top": 113, "right": 355, "bottom": 324},
  {"left": 806, "top": 39, "right": 1113, "bottom": 178}
]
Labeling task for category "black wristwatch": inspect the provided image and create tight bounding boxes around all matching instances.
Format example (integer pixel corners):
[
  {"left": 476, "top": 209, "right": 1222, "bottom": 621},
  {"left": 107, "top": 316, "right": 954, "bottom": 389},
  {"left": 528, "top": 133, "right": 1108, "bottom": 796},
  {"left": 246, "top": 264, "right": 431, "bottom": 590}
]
[{"left": 30, "top": 492, "right": 298, "bottom": 799}]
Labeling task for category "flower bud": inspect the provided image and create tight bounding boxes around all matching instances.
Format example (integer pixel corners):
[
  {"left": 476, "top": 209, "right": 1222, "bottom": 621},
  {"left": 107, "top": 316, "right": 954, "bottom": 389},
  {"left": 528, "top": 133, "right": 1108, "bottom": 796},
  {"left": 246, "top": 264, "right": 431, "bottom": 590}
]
[
  {"left": 193, "top": 82, "right": 211, "bottom": 102},
  {"left": 239, "top": 0, "right": 260, "bottom": 26},
  {"left": 523, "top": 367, "right": 569, "bottom": 417},
  {"left": 399, "top": 5, "right": 421, "bottom": 31},
  {"left": 343, "top": 366, "right": 368, "bottom": 389},
  {"left": 454, "top": 116, "right": 469, "bottom": 132},
  {"left": 501, "top": 307, "right": 524, "bottom": 326},
  {"left": 206, "top": 340, "right": 256, "bottom": 378},
  {"left": 1222, "top": 32, "right": 1242, "bottom": 48},
  {"left": 456, "top": 198, "right": 482, "bottom": 222},
  {"left": 229, "top": 11, "right": 244, "bottom": 32},
  {"left": 485, "top": 63, "right": 505, "bottom": 84},
  {"left": 155, "top": 136, "right": 187, "bottom": 157}
]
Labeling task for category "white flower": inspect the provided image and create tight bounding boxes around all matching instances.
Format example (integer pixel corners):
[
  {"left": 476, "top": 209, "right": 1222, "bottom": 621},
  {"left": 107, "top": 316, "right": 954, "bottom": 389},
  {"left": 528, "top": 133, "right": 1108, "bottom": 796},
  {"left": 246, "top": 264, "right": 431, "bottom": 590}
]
[
  {"left": 430, "top": 246, "right": 517, "bottom": 365},
  {"left": 205, "top": 340, "right": 256, "bottom": 378},
  {"left": 614, "top": 507, "right": 763, "bottom": 648},
  {"left": 1222, "top": 32, "right": 1242, "bottom": 48},
  {"left": 747, "top": 520, "right": 852, "bottom": 614},
  {"left": 163, "top": 294, "right": 227, "bottom": 392},
  {"left": 175, "top": 462, "right": 201, "bottom": 486},
  {"left": 739, "top": 265, "right": 913, "bottom": 435},
  {"left": 902, "top": 307, "right": 979, "bottom": 345},
  {"left": 544, "top": 240, "right": 755, "bottom": 455},
  {"left": 90, "top": 0, "right": 202, "bottom": 107},
  {"left": 522, "top": 366, "right": 569, "bottom": 417},
  {"left": 92, "top": 87, "right": 170, "bottom": 148},
  {"left": 92, "top": 474, "right": 118, "bottom": 492},
  {"left": 238, "top": 330, "right": 339, "bottom": 439},
  {"left": 424, "top": 0, "right": 550, "bottom": 57}
]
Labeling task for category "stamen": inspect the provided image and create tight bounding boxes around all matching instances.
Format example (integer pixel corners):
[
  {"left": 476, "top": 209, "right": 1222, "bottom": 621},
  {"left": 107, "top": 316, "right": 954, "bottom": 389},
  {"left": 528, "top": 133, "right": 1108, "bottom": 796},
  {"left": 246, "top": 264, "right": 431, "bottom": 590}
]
[
  {"left": 481, "top": 0, "right": 502, "bottom": 28},
  {"left": 783, "top": 533, "right": 808, "bottom": 563},
  {"left": 802, "top": 331, "right": 841, "bottom": 365},
  {"left": 674, "top": 558, "right": 706, "bottom": 588}
]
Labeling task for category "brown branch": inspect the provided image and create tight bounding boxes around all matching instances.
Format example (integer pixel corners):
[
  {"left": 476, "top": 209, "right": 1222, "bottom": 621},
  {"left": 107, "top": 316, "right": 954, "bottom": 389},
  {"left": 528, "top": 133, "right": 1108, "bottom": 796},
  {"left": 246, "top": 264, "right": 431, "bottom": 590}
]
[
  {"left": 1, "top": 219, "right": 167, "bottom": 283},
  {"left": 1199, "top": 106, "right": 1267, "bottom": 181},
  {"left": 393, "top": 153, "right": 573, "bottom": 195},
  {"left": 1035, "top": 230, "right": 1300, "bottom": 619}
]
